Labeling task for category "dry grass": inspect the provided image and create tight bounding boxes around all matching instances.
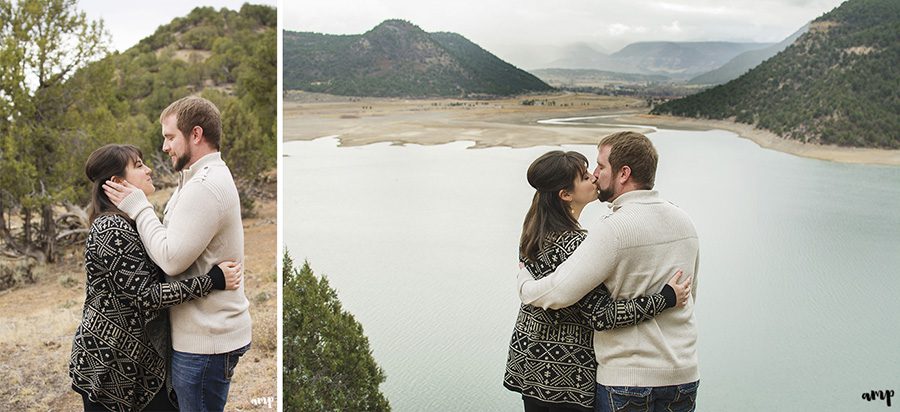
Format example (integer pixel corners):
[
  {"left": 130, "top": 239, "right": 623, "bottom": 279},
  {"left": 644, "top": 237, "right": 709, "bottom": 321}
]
[
  {"left": 283, "top": 92, "right": 647, "bottom": 149},
  {"left": 0, "top": 189, "right": 277, "bottom": 411}
]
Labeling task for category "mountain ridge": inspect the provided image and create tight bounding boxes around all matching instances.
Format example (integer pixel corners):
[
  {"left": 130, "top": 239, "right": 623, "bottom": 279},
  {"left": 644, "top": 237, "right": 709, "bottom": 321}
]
[
  {"left": 689, "top": 25, "right": 810, "bottom": 85},
  {"left": 544, "top": 41, "right": 772, "bottom": 76},
  {"left": 283, "top": 19, "right": 553, "bottom": 97}
]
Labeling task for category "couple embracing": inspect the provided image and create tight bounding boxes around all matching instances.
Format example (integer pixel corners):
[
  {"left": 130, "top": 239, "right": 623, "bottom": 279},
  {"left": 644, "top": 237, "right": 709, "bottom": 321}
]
[
  {"left": 506, "top": 131, "right": 701, "bottom": 412},
  {"left": 69, "top": 97, "right": 253, "bottom": 411}
]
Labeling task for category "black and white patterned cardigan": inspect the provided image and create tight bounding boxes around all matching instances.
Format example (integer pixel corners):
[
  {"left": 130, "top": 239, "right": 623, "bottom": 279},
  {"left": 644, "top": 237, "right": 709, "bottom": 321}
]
[
  {"left": 504, "top": 230, "right": 673, "bottom": 411},
  {"left": 69, "top": 214, "right": 221, "bottom": 412}
]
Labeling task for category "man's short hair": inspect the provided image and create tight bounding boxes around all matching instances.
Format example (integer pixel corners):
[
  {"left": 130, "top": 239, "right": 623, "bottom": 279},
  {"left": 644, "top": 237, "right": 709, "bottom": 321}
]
[
  {"left": 160, "top": 96, "right": 222, "bottom": 150},
  {"left": 600, "top": 131, "right": 658, "bottom": 189}
]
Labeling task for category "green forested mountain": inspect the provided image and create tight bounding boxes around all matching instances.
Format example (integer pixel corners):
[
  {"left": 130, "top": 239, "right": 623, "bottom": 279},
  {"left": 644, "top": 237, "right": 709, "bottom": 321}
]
[
  {"left": 0, "top": 2, "right": 275, "bottom": 262},
  {"left": 283, "top": 19, "right": 553, "bottom": 97},
  {"left": 653, "top": 0, "right": 899, "bottom": 148}
]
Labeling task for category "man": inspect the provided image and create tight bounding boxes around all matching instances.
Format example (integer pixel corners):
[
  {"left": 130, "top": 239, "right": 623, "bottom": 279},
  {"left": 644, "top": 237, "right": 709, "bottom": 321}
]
[
  {"left": 517, "top": 131, "right": 700, "bottom": 412},
  {"left": 104, "top": 96, "right": 252, "bottom": 411}
]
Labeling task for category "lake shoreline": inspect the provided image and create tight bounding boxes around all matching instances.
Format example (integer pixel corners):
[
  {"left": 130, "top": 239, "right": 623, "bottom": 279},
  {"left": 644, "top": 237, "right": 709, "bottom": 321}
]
[
  {"left": 283, "top": 94, "right": 900, "bottom": 167},
  {"left": 619, "top": 114, "right": 900, "bottom": 167}
]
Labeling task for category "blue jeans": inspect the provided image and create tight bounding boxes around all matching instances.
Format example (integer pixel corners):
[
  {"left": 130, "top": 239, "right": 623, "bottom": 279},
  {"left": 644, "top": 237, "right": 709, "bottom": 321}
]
[
  {"left": 171, "top": 343, "right": 251, "bottom": 412},
  {"left": 595, "top": 381, "right": 699, "bottom": 412}
]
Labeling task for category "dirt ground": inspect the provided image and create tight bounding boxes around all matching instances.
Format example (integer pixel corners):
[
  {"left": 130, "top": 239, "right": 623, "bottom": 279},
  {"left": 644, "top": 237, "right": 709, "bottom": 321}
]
[
  {"left": 0, "top": 185, "right": 277, "bottom": 411},
  {"left": 284, "top": 91, "right": 899, "bottom": 166}
]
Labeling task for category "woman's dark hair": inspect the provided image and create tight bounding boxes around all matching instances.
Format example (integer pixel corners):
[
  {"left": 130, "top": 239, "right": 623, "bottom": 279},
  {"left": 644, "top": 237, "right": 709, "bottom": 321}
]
[
  {"left": 85, "top": 144, "right": 143, "bottom": 224},
  {"left": 519, "top": 150, "right": 589, "bottom": 263}
]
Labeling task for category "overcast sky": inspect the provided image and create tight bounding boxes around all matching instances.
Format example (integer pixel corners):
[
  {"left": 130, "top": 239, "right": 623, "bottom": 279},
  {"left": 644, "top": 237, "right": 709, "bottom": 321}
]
[
  {"left": 79, "top": 0, "right": 276, "bottom": 53},
  {"left": 284, "top": 0, "right": 847, "bottom": 68}
]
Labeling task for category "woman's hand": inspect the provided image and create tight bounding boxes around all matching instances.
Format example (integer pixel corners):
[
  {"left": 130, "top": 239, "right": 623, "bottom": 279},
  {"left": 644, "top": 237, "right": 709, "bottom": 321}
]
[
  {"left": 667, "top": 270, "right": 692, "bottom": 307},
  {"left": 218, "top": 261, "right": 243, "bottom": 290}
]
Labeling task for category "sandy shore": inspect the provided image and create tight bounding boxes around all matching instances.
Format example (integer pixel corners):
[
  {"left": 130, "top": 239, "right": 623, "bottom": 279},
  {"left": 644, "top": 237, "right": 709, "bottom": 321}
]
[{"left": 284, "top": 92, "right": 900, "bottom": 166}]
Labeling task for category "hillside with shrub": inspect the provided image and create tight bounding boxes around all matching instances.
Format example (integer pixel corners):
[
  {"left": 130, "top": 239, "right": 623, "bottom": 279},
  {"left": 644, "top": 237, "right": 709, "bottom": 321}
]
[
  {"left": 0, "top": 3, "right": 275, "bottom": 263},
  {"left": 653, "top": 0, "right": 898, "bottom": 149}
]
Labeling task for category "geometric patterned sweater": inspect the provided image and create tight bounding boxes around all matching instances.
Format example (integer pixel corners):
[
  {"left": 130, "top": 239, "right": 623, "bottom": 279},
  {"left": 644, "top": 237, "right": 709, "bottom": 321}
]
[
  {"left": 69, "top": 214, "right": 223, "bottom": 412},
  {"left": 504, "top": 230, "right": 673, "bottom": 411}
]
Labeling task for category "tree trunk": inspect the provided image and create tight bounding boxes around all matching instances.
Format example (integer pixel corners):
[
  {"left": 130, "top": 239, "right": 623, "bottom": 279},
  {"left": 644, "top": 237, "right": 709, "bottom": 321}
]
[
  {"left": 0, "top": 197, "right": 5, "bottom": 241},
  {"left": 23, "top": 207, "right": 31, "bottom": 246},
  {"left": 0, "top": 201, "right": 8, "bottom": 248},
  {"left": 41, "top": 203, "right": 55, "bottom": 263},
  {"left": 0, "top": 202, "right": 24, "bottom": 255}
]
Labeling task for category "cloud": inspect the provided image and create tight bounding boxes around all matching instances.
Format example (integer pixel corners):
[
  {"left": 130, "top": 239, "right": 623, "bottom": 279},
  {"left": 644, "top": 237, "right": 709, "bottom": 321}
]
[
  {"left": 607, "top": 23, "right": 648, "bottom": 36},
  {"left": 662, "top": 20, "right": 682, "bottom": 33},
  {"left": 652, "top": 1, "right": 732, "bottom": 15}
]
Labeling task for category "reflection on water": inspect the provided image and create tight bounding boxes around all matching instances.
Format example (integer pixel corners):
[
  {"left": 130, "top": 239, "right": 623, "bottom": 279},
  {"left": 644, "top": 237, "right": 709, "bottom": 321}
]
[{"left": 284, "top": 129, "right": 900, "bottom": 411}]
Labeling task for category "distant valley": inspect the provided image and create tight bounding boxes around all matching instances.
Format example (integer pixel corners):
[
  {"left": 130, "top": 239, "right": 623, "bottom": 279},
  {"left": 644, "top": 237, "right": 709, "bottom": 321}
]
[{"left": 282, "top": 0, "right": 897, "bottom": 150}]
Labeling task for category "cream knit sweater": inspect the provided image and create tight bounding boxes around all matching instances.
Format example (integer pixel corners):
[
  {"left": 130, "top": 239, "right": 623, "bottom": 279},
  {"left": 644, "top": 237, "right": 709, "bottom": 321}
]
[
  {"left": 517, "top": 190, "right": 700, "bottom": 387},
  {"left": 119, "top": 152, "right": 252, "bottom": 354}
]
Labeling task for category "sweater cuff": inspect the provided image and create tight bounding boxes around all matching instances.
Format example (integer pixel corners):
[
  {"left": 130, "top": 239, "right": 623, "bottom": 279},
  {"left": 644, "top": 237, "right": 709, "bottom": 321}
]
[
  {"left": 117, "top": 189, "right": 152, "bottom": 219},
  {"left": 661, "top": 284, "right": 676, "bottom": 308},
  {"left": 208, "top": 265, "right": 226, "bottom": 290},
  {"left": 516, "top": 267, "right": 536, "bottom": 303}
]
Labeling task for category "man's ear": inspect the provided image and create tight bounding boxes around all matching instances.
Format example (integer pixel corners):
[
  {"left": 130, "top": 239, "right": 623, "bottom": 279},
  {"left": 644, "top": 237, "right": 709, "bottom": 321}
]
[
  {"left": 619, "top": 165, "right": 632, "bottom": 184},
  {"left": 191, "top": 125, "right": 204, "bottom": 144},
  {"left": 558, "top": 189, "right": 573, "bottom": 202}
]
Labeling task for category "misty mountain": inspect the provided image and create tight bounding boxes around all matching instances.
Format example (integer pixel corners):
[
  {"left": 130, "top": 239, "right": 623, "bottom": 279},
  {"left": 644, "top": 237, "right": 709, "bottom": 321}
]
[
  {"left": 543, "top": 43, "right": 611, "bottom": 70},
  {"left": 542, "top": 41, "right": 772, "bottom": 76},
  {"left": 653, "top": 0, "right": 899, "bottom": 149},
  {"left": 689, "top": 24, "right": 810, "bottom": 85},
  {"left": 282, "top": 19, "right": 553, "bottom": 97}
]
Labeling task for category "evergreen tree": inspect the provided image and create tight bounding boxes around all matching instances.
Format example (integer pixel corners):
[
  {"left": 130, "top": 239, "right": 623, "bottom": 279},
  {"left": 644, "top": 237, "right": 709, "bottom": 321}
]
[
  {"left": 283, "top": 251, "right": 391, "bottom": 411},
  {"left": 0, "top": 0, "right": 108, "bottom": 262}
]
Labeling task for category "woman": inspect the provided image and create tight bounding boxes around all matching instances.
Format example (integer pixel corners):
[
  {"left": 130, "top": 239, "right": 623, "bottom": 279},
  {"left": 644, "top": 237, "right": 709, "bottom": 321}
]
[
  {"left": 70, "top": 144, "right": 243, "bottom": 412},
  {"left": 504, "top": 150, "right": 691, "bottom": 412}
]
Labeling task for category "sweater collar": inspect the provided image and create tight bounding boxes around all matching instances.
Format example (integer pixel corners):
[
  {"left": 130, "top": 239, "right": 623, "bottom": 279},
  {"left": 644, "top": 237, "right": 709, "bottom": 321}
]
[
  {"left": 180, "top": 152, "right": 223, "bottom": 184},
  {"left": 609, "top": 190, "right": 660, "bottom": 212}
]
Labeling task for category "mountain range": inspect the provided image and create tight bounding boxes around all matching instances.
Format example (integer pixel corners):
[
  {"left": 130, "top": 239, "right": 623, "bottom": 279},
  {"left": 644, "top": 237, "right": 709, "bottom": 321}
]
[
  {"left": 688, "top": 24, "right": 810, "bottom": 85},
  {"left": 283, "top": 20, "right": 553, "bottom": 97},
  {"left": 543, "top": 41, "right": 773, "bottom": 77}
]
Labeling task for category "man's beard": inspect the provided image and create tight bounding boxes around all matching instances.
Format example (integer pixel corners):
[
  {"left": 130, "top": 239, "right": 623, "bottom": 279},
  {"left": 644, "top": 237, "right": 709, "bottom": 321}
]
[
  {"left": 598, "top": 185, "right": 615, "bottom": 202},
  {"left": 173, "top": 148, "right": 191, "bottom": 172}
]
